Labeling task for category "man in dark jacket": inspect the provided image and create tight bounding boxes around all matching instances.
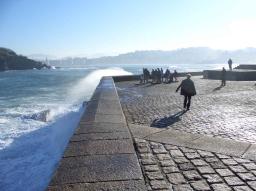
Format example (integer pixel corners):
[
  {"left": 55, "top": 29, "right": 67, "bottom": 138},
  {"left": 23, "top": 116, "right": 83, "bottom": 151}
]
[
  {"left": 176, "top": 74, "right": 196, "bottom": 110},
  {"left": 221, "top": 67, "right": 226, "bottom": 86}
]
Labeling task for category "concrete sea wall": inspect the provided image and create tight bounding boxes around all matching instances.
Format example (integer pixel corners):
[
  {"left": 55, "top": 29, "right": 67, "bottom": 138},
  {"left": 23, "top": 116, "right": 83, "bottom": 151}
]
[
  {"left": 47, "top": 77, "right": 146, "bottom": 191},
  {"left": 203, "top": 70, "right": 256, "bottom": 81}
]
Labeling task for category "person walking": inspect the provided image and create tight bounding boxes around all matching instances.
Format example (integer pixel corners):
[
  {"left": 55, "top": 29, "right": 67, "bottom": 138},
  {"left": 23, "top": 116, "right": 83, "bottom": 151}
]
[
  {"left": 176, "top": 74, "right": 196, "bottom": 111},
  {"left": 221, "top": 67, "right": 226, "bottom": 86},
  {"left": 228, "top": 58, "right": 233, "bottom": 70}
]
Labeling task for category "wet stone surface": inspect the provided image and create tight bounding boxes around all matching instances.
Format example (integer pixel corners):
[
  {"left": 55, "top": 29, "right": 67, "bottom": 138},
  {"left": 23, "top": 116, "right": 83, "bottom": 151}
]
[
  {"left": 134, "top": 138, "right": 256, "bottom": 191},
  {"left": 116, "top": 77, "right": 256, "bottom": 143}
]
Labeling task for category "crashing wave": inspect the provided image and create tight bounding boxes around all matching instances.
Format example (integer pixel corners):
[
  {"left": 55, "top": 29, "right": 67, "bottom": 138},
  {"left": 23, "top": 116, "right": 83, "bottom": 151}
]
[{"left": 22, "top": 109, "right": 50, "bottom": 122}]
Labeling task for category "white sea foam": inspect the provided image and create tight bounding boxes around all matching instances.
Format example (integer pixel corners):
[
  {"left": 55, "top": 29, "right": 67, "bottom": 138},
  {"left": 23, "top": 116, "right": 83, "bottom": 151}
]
[{"left": 68, "top": 67, "right": 132, "bottom": 104}]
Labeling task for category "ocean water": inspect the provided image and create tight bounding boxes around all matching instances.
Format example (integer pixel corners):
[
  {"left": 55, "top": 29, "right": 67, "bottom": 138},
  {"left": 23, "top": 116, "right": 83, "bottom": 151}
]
[{"left": 0, "top": 62, "right": 226, "bottom": 191}]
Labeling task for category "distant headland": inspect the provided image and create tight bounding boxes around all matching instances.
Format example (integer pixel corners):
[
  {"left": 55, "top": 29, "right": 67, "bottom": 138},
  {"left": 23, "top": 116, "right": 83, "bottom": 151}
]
[{"left": 0, "top": 48, "right": 51, "bottom": 71}]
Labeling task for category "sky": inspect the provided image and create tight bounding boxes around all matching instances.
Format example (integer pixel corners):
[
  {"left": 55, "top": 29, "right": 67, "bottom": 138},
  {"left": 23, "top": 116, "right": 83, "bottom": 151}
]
[{"left": 1, "top": 0, "right": 256, "bottom": 58}]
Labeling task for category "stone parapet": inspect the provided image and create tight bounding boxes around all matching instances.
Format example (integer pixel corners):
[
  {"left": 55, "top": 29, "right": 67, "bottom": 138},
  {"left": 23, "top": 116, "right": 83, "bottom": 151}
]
[
  {"left": 203, "top": 70, "right": 256, "bottom": 81},
  {"left": 47, "top": 77, "right": 146, "bottom": 191}
]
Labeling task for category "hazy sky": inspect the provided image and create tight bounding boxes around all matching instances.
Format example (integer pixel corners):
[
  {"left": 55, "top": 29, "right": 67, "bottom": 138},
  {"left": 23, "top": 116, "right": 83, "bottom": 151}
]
[{"left": 1, "top": 0, "right": 256, "bottom": 58}]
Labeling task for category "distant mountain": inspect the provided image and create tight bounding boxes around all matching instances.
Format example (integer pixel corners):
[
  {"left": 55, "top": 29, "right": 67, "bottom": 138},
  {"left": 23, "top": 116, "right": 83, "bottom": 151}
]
[
  {"left": 0, "top": 48, "right": 50, "bottom": 71},
  {"left": 49, "top": 47, "right": 256, "bottom": 66}
]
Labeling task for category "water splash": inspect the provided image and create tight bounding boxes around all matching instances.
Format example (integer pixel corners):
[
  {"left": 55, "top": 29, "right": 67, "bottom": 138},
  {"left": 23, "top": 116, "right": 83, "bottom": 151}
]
[{"left": 68, "top": 67, "right": 132, "bottom": 104}]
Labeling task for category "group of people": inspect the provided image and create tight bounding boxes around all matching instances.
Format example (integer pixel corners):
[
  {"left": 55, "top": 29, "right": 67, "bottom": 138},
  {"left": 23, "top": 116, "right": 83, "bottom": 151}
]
[
  {"left": 141, "top": 68, "right": 178, "bottom": 84},
  {"left": 140, "top": 59, "right": 234, "bottom": 111},
  {"left": 140, "top": 67, "right": 196, "bottom": 111}
]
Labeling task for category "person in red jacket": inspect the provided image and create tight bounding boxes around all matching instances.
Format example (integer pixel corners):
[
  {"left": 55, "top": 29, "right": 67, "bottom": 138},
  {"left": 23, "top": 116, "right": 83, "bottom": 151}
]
[{"left": 176, "top": 74, "right": 196, "bottom": 111}]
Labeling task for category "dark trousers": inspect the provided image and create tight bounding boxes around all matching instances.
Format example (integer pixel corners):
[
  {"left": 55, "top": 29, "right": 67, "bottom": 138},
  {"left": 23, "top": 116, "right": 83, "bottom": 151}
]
[
  {"left": 221, "top": 79, "right": 226, "bottom": 86},
  {"left": 183, "top": 95, "right": 191, "bottom": 110}
]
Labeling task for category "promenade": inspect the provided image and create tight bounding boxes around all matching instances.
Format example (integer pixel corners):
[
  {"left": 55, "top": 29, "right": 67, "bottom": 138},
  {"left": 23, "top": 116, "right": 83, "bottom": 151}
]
[
  {"left": 47, "top": 75, "right": 256, "bottom": 191},
  {"left": 116, "top": 76, "right": 256, "bottom": 190}
]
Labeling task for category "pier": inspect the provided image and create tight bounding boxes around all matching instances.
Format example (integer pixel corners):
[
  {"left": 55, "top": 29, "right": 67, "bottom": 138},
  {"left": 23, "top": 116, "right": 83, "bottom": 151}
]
[
  {"left": 47, "top": 77, "right": 146, "bottom": 190},
  {"left": 48, "top": 74, "right": 256, "bottom": 191}
]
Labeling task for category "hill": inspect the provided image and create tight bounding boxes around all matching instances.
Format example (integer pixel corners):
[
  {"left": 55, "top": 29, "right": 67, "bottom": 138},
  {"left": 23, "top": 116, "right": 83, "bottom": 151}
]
[
  {"left": 0, "top": 48, "right": 50, "bottom": 71},
  {"left": 49, "top": 47, "right": 256, "bottom": 66}
]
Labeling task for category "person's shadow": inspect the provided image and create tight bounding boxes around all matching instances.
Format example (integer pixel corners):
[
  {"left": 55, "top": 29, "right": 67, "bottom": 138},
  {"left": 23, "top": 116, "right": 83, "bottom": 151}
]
[
  {"left": 150, "top": 110, "right": 186, "bottom": 128},
  {"left": 213, "top": 85, "right": 223, "bottom": 91}
]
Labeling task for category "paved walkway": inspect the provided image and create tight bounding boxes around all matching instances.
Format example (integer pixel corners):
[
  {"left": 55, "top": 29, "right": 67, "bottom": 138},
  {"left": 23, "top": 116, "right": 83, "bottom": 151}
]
[
  {"left": 116, "top": 77, "right": 256, "bottom": 143},
  {"left": 47, "top": 76, "right": 256, "bottom": 191},
  {"left": 116, "top": 77, "right": 256, "bottom": 190}
]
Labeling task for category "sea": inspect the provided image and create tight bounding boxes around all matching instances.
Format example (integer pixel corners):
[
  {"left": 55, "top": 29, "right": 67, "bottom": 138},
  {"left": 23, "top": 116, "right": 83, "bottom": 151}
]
[{"left": 0, "top": 62, "right": 229, "bottom": 191}]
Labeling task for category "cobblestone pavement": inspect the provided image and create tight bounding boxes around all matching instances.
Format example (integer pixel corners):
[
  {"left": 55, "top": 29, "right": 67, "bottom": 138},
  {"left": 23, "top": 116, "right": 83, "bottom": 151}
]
[
  {"left": 116, "top": 77, "right": 256, "bottom": 143},
  {"left": 135, "top": 138, "right": 256, "bottom": 191}
]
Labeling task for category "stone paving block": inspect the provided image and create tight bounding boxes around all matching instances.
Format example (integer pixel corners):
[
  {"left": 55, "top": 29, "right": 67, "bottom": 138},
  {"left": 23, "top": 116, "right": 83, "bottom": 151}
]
[
  {"left": 166, "top": 173, "right": 186, "bottom": 184},
  {"left": 233, "top": 186, "right": 253, "bottom": 191},
  {"left": 197, "top": 150, "right": 215, "bottom": 157},
  {"left": 75, "top": 122, "right": 128, "bottom": 134},
  {"left": 247, "top": 181, "right": 256, "bottom": 190},
  {"left": 229, "top": 165, "right": 248, "bottom": 173},
  {"left": 242, "top": 163, "right": 256, "bottom": 170},
  {"left": 191, "top": 159, "right": 208, "bottom": 166},
  {"left": 182, "top": 170, "right": 202, "bottom": 180},
  {"left": 156, "top": 154, "right": 171, "bottom": 161},
  {"left": 96, "top": 100, "right": 123, "bottom": 114},
  {"left": 184, "top": 152, "right": 200, "bottom": 159},
  {"left": 203, "top": 174, "right": 223, "bottom": 184},
  {"left": 63, "top": 139, "right": 134, "bottom": 157},
  {"left": 164, "top": 145, "right": 179, "bottom": 151},
  {"left": 144, "top": 165, "right": 160, "bottom": 172},
  {"left": 169, "top": 150, "right": 184, "bottom": 158},
  {"left": 70, "top": 132, "right": 130, "bottom": 141},
  {"left": 173, "top": 157, "right": 189, "bottom": 164},
  {"left": 237, "top": 172, "right": 256, "bottom": 181},
  {"left": 49, "top": 154, "right": 143, "bottom": 185},
  {"left": 252, "top": 170, "right": 256, "bottom": 176},
  {"left": 233, "top": 157, "right": 252, "bottom": 164},
  {"left": 211, "top": 183, "right": 232, "bottom": 191},
  {"left": 139, "top": 153, "right": 154, "bottom": 160},
  {"left": 216, "top": 153, "right": 231, "bottom": 159},
  {"left": 179, "top": 147, "right": 196, "bottom": 153},
  {"left": 162, "top": 166, "right": 179, "bottom": 173},
  {"left": 146, "top": 171, "right": 165, "bottom": 180},
  {"left": 197, "top": 166, "right": 215, "bottom": 174},
  {"left": 205, "top": 157, "right": 219, "bottom": 163},
  {"left": 172, "top": 184, "right": 193, "bottom": 191},
  {"left": 141, "top": 158, "right": 157, "bottom": 165},
  {"left": 160, "top": 160, "right": 176, "bottom": 167},
  {"left": 178, "top": 162, "right": 195, "bottom": 171},
  {"left": 209, "top": 161, "right": 226, "bottom": 169},
  {"left": 221, "top": 158, "right": 238, "bottom": 165},
  {"left": 47, "top": 180, "right": 147, "bottom": 191},
  {"left": 137, "top": 146, "right": 151, "bottom": 153},
  {"left": 152, "top": 148, "right": 168, "bottom": 154},
  {"left": 190, "top": 180, "right": 211, "bottom": 191},
  {"left": 216, "top": 168, "right": 234, "bottom": 176},
  {"left": 94, "top": 114, "right": 126, "bottom": 123},
  {"left": 224, "top": 176, "right": 245, "bottom": 186},
  {"left": 149, "top": 180, "right": 169, "bottom": 190}
]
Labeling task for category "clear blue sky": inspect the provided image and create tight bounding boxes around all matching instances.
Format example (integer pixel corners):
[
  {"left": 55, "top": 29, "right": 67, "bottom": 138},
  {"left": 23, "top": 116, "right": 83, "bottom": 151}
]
[{"left": 1, "top": 0, "right": 256, "bottom": 58}]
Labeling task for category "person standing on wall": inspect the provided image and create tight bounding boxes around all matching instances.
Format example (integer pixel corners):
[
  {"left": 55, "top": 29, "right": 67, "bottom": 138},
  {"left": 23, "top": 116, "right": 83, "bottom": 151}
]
[
  {"left": 176, "top": 74, "right": 196, "bottom": 111},
  {"left": 228, "top": 58, "right": 233, "bottom": 70}
]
